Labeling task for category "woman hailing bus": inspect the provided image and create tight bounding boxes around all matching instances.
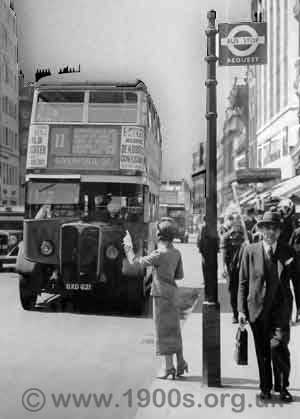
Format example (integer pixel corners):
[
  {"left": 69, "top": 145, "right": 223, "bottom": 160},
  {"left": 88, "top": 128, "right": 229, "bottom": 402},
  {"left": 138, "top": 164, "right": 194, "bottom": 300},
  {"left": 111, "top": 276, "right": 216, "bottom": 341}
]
[{"left": 123, "top": 218, "right": 188, "bottom": 379}]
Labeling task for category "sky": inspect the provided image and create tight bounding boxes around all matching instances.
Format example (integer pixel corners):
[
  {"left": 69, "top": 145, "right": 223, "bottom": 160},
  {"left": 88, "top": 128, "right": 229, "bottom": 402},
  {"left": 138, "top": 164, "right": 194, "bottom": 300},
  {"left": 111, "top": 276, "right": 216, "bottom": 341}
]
[{"left": 14, "top": 0, "right": 250, "bottom": 181}]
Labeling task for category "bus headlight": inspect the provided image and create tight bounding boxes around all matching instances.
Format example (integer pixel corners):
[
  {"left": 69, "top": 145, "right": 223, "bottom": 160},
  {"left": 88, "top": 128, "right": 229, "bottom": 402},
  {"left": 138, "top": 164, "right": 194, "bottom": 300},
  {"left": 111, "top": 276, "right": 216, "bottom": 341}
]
[
  {"left": 8, "top": 235, "right": 18, "bottom": 247},
  {"left": 40, "top": 240, "right": 54, "bottom": 256},
  {"left": 106, "top": 245, "right": 119, "bottom": 260}
]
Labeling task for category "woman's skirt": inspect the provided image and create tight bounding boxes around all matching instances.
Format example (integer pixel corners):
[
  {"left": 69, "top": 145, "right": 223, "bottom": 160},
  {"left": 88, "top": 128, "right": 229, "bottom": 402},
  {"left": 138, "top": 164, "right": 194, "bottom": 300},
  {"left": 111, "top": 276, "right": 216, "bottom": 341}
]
[{"left": 153, "top": 296, "right": 182, "bottom": 356}]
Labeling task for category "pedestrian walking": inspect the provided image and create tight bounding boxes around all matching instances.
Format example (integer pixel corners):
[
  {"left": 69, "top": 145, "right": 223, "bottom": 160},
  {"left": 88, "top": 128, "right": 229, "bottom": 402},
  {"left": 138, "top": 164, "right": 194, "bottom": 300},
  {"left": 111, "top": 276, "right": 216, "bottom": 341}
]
[
  {"left": 244, "top": 207, "right": 257, "bottom": 242},
  {"left": 123, "top": 218, "right": 188, "bottom": 380},
  {"left": 219, "top": 213, "right": 234, "bottom": 236},
  {"left": 277, "top": 198, "right": 300, "bottom": 322},
  {"left": 238, "top": 210, "right": 300, "bottom": 402},
  {"left": 289, "top": 226, "right": 300, "bottom": 323},
  {"left": 197, "top": 216, "right": 209, "bottom": 295},
  {"left": 221, "top": 218, "right": 246, "bottom": 323},
  {"left": 277, "top": 198, "right": 296, "bottom": 244}
]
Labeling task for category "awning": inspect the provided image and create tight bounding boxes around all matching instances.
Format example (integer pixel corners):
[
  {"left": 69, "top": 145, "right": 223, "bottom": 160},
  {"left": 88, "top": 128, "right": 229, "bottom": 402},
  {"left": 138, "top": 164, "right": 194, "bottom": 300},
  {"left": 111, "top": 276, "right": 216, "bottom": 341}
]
[
  {"left": 239, "top": 190, "right": 256, "bottom": 205},
  {"left": 238, "top": 175, "right": 300, "bottom": 209},
  {"left": 270, "top": 175, "right": 300, "bottom": 198}
]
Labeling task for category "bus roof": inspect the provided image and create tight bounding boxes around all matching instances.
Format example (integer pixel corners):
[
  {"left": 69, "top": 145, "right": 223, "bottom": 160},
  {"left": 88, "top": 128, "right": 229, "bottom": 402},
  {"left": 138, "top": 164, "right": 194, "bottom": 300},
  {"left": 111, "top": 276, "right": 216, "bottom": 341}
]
[{"left": 36, "top": 74, "right": 148, "bottom": 91}]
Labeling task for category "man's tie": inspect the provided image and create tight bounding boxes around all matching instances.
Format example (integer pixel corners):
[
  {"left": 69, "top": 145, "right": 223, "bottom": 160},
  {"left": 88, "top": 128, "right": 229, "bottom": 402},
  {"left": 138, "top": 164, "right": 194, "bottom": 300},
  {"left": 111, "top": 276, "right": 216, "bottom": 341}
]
[
  {"left": 268, "top": 247, "right": 279, "bottom": 282},
  {"left": 268, "top": 247, "right": 275, "bottom": 263}
]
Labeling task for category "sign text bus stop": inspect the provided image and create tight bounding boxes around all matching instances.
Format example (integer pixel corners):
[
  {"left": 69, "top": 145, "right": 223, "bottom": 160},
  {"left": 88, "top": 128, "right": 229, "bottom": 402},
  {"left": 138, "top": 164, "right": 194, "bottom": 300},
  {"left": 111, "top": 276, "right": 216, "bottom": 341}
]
[{"left": 218, "top": 22, "right": 267, "bottom": 66}]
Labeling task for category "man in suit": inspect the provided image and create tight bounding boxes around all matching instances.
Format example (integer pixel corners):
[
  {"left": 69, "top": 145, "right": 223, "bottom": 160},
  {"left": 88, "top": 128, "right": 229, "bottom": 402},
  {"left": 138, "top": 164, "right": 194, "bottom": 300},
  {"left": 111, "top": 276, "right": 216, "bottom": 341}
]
[{"left": 238, "top": 210, "right": 300, "bottom": 402}]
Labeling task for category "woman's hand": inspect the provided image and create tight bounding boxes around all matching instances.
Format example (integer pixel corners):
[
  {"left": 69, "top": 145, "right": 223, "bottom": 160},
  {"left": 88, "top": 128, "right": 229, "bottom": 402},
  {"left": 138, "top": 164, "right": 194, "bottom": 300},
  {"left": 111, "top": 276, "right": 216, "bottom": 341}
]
[
  {"left": 239, "top": 312, "right": 248, "bottom": 324},
  {"left": 123, "top": 230, "right": 133, "bottom": 250},
  {"left": 123, "top": 231, "right": 135, "bottom": 263}
]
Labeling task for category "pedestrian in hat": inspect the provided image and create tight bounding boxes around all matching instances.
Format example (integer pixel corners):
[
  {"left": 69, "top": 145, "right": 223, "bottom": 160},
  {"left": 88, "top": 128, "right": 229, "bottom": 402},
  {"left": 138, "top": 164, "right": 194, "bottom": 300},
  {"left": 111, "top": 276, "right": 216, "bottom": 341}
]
[
  {"left": 244, "top": 207, "right": 257, "bottom": 242},
  {"left": 238, "top": 210, "right": 300, "bottom": 402},
  {"left": 289, "top": 226, "right": 300, "bottom": 323},
  {"left": 277, "top": 198, "right": 296, "bottom": 245},
  {"left": 277, "top": 199, "right": 300, "bottom": 323},
  {"left": 123, "top": 218, "right": 188, "bottom": 380}
]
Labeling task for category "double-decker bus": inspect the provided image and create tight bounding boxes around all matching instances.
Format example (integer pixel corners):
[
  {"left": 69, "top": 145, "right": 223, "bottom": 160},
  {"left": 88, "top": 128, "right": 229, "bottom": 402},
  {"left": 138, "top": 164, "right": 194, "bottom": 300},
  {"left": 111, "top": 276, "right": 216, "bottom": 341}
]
[{"left": 17, "top": 74, "right": 162, "bottom": 312}]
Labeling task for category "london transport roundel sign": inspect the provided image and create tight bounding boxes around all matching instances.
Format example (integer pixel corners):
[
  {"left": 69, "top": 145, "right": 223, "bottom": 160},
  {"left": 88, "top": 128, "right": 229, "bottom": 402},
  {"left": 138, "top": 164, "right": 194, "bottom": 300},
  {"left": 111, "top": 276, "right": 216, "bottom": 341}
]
[{"left": 218, "top": 22, "right": 267, "bottom": 66}]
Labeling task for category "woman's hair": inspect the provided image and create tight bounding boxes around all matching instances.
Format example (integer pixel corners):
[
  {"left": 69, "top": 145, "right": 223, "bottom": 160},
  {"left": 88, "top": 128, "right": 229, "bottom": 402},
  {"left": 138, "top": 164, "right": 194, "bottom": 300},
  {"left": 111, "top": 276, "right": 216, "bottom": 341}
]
[{"left": 157, "top": 218, "right": 177, "bottom": 241}]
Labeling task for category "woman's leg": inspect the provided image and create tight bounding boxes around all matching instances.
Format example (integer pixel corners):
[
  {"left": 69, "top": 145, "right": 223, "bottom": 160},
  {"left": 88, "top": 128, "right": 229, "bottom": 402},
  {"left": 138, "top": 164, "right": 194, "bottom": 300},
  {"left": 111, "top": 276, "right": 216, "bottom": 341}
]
[
  {"left": 176, "top": 349, "right": 184, "bottom": 365},
  {"left": 164, "top": 354, "right": 175, "bottom": 369}
]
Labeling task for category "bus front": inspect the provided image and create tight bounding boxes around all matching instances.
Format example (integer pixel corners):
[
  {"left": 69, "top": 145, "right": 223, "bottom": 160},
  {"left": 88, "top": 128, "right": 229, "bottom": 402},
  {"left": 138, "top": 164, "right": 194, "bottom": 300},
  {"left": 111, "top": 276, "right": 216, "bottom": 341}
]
[{"left": 18, "top": 75, "right": 162, "bottom": 312}]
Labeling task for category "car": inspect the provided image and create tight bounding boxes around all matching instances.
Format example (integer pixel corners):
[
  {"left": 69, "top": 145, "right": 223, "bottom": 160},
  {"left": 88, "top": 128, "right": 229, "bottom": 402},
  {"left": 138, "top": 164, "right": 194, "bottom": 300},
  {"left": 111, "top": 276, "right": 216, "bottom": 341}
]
[{"left": 0, "top": 243, "right": 19, "bottom": 272}]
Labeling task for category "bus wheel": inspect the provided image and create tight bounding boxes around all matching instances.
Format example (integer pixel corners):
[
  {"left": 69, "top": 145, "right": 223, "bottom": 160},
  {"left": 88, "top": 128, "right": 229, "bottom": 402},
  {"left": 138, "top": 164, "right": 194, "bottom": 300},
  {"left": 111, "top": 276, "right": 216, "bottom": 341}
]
[
  {"left": 19, "top": 275, "right": 37, "bottom": 310},
  {"left": 127, "top": 278, "right": 146, "bottom": 315}
]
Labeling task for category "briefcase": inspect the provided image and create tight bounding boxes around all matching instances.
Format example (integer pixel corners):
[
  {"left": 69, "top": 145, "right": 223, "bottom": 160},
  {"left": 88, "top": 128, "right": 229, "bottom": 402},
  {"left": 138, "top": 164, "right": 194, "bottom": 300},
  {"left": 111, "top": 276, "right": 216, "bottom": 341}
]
[{"left": 234, "top": 325, "right": 248, "bottom": 365}]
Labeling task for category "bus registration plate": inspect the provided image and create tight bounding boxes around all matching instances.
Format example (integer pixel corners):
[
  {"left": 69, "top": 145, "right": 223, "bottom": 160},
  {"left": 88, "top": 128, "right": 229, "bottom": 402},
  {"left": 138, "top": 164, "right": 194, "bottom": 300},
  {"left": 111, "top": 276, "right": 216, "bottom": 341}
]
[{"left": 65, "top": 283, "right": 92, "bottom": 291}]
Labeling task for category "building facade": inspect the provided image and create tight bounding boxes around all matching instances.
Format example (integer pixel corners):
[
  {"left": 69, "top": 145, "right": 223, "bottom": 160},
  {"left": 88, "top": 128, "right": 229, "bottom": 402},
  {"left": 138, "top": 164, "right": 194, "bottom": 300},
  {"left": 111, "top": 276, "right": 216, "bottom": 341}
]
[
  {"left": 219, "top": 78, "right": 249, "bottom": 211},
  {"left": 251, "top": 0, "right": 299, "bottom": 180},
  {"left": 191, "top": 143, "right": 205, "bottom": 222},
  {"left": 0, "top": 0, "right": 19, "bottom": 206},
  {"left": 18, "top": 71, "right": 33, "bottom": 205}
]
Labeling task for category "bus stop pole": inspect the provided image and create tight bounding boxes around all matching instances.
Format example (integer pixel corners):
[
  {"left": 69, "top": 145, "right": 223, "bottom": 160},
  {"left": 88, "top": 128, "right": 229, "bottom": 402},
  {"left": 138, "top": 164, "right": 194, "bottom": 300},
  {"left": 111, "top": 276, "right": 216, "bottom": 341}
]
[{"left": 202, "top": 10, "right": 221, "bottom": 387}]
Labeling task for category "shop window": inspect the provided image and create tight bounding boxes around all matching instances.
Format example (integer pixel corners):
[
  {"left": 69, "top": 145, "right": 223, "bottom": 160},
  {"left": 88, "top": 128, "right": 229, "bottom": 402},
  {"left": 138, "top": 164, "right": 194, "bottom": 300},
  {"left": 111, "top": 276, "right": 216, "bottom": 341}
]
[{"left": 269, "top": 138, "right": 281, "bottom": 163}]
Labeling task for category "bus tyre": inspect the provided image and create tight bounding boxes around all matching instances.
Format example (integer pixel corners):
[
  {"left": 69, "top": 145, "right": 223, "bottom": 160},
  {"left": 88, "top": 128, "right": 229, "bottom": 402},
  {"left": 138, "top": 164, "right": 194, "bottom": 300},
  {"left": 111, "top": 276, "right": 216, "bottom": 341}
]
[
  {"left": 127, "top": 278, "right": 145, "bottom": 315},
  {"left": 19, "top": 275, "right": 37, "bottom": 310}
]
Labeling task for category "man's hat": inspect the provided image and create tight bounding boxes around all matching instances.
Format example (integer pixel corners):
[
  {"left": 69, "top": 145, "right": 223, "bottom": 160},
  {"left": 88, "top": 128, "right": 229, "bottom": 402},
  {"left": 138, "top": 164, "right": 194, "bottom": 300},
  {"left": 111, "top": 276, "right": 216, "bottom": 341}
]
[{"left": 257, "top": 210, "right": 282, "bottom": 228}]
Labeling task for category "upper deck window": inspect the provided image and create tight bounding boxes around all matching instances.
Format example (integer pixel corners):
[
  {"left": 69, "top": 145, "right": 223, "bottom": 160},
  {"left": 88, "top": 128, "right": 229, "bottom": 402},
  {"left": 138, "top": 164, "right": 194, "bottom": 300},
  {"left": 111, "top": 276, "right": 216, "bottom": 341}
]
[
  {"left": 35, "top": 91, "right": 84, "bottom": 123},
  {"left": 88, "top": 90, "right": 138, "bottom": 123},
  {"left": 89, "top": 91, "right": 137, "bottom": 103}
]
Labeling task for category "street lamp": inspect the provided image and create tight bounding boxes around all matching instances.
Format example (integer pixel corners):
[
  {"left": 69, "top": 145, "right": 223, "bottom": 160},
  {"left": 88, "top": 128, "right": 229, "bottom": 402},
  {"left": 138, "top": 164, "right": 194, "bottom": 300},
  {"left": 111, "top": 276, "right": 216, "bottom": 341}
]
[{"left": 202, "top": 10, "right": 221, "bottom": 387}]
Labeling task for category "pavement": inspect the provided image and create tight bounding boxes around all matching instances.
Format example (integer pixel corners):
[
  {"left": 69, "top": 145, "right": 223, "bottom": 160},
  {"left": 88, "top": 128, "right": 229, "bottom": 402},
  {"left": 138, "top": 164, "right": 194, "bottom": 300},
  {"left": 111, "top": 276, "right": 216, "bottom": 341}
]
[{"left": 134, "top": 239, "right": 300, "bottom": 419}]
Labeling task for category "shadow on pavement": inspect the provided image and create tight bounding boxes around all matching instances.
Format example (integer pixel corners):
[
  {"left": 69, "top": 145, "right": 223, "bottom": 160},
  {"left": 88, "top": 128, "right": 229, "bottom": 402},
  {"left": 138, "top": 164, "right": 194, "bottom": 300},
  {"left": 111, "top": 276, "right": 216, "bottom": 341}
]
[
  {"left": 34, "top": 294, "right": 153, "bottom": 318},
  {"left": 175, "top": 375, "right": 258, "bottom": 387},
  {"left": 31, "top": 286, "right": 201, "bottom": 320}
]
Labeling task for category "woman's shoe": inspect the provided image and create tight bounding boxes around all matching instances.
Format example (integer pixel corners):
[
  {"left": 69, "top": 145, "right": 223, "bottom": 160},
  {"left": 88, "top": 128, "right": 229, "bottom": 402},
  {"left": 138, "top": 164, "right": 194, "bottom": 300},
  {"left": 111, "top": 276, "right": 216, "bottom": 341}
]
[
  {"left": 156, "top": 367, "right": 176, "bottom": 380},
  {"left": 176, "top": 361, "right": 189, "bottom": 376}
]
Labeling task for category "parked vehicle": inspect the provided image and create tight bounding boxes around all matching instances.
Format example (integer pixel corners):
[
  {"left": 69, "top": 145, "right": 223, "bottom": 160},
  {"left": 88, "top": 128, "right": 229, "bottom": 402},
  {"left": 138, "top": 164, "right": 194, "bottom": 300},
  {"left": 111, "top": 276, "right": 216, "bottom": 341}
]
[
  {"left": 0, "top": 243, "right": 19, "bottom": 271},
  {"left": 0, "top": 207, "right": 24, "bottom": 271}
]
